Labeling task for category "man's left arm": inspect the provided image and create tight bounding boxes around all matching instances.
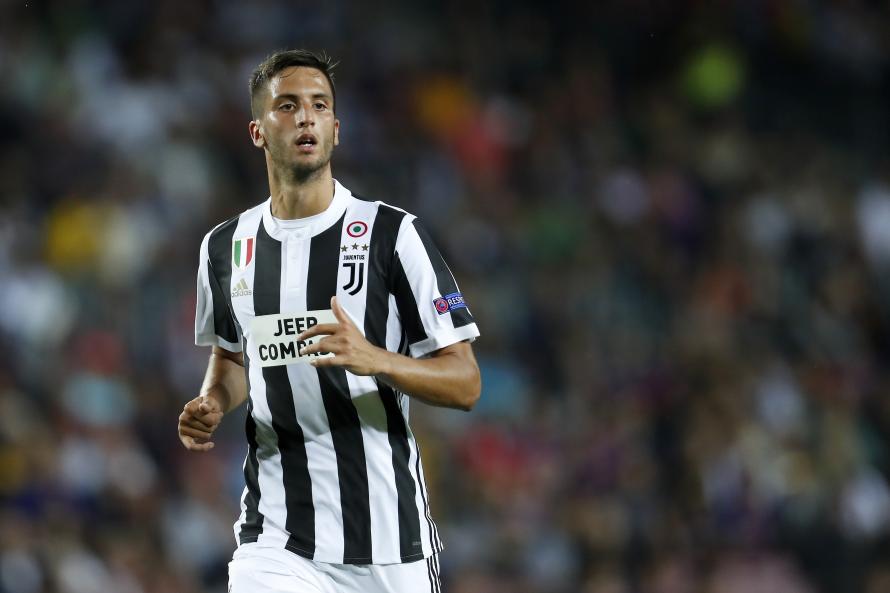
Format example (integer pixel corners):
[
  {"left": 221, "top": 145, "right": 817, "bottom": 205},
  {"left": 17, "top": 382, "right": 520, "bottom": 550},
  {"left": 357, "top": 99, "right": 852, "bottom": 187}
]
[{"left": 299, "top": 297, "right": 481, "bottom": 411}]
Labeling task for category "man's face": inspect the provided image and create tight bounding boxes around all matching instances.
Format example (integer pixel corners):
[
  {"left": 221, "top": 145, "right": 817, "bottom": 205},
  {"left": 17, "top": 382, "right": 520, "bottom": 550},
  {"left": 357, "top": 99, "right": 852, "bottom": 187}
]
[{"left": 251, "top": 66, "right": 339, "bottom": 178}]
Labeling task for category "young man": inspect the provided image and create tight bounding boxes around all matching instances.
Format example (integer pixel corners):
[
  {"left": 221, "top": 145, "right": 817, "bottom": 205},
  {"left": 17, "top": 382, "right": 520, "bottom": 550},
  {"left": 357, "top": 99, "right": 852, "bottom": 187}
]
[{"left": 178, "top": 50, "right": 481, "bottom": 593}]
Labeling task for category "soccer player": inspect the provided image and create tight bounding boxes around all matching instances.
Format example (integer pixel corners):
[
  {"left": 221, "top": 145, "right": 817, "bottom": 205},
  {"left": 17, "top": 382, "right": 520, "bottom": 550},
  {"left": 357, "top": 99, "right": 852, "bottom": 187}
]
[{"left": 178, "top": 49, "right": 481, "bottom": 593}]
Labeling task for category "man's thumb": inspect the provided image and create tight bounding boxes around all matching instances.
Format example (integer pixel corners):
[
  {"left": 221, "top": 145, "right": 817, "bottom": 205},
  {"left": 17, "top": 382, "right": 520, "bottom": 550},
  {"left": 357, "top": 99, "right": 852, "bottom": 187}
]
[{"left": 198, "top": 395, "right": 217, "bottom": 413}]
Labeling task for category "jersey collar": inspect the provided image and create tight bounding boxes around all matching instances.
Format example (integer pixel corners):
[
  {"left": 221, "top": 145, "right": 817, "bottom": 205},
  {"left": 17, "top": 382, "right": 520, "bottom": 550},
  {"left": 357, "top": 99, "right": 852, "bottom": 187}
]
[{"left": 261, "top": 179, "right": 351, "bottom": 240}]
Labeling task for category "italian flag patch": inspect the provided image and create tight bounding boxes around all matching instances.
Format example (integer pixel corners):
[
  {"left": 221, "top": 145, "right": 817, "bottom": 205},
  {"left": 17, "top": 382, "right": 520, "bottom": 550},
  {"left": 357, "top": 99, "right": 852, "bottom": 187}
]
[{"left": 232, "top": 237, "right": 255, "bottom": 269}]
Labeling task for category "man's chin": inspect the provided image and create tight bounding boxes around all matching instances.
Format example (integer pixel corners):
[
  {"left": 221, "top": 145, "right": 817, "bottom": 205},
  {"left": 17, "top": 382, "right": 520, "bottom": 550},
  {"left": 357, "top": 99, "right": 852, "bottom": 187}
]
[
  {"left": 269, "top": 147, "right": 332, "bottom": 181},
  {"left": 289, "top": 159, "right": 329, "bottom": 180},
  {"left": 292, "top": 160, "right": 320, "bottom": 172},
  {"left": 271, "top": 153, "right": 325, "bottom": 176}
]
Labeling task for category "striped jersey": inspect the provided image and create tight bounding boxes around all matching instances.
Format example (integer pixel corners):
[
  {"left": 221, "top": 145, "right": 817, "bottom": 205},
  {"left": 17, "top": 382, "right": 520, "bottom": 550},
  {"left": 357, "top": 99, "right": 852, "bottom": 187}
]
[{"left": 194, "top": 180, "right": 480, "bottom": 565}]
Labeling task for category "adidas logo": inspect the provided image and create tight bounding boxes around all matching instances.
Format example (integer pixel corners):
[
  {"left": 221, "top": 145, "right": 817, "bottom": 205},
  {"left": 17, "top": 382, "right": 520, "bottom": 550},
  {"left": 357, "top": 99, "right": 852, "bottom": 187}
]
[{"left": 231, "top": 278, "right": 252, "bottom": 297}]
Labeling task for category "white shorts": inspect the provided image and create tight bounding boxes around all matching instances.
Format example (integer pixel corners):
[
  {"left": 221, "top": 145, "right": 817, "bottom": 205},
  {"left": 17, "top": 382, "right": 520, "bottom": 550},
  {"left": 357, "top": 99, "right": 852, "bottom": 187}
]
[{"left": 228, "top": 544, "right": 442, "bottom": 593}]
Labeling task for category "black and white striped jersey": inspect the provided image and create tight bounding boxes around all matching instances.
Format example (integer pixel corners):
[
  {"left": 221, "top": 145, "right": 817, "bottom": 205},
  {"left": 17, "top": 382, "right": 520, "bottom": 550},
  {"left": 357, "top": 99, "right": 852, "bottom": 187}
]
[{"left": 194, "top": 180, "right": 480, "bottom": 565}]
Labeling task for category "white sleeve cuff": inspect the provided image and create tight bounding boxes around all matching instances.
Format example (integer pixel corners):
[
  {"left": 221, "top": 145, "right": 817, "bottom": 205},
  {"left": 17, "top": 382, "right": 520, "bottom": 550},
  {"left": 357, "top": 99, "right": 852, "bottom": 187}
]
[
  {"left": 408, "top": 324, "right": 480, "bottom": 359},
  {"left": 195, "top": 333, "right": 243, "bottom": 352}
]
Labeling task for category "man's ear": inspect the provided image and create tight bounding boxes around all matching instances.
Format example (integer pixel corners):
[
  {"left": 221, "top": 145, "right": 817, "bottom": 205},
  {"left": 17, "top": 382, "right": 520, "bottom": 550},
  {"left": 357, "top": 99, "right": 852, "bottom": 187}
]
[
  {"left": 249, "top": 119, "right": 266, "bottom": 148},
  {"left": 333, "top": 118, "right": 340, "bottom": 146}
]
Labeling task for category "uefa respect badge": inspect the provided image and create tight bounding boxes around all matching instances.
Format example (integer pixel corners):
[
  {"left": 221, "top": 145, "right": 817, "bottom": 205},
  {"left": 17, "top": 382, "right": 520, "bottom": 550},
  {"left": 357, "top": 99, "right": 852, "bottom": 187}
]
[{"left": 432, "top": 292, "right": 467, "bottom": 315}]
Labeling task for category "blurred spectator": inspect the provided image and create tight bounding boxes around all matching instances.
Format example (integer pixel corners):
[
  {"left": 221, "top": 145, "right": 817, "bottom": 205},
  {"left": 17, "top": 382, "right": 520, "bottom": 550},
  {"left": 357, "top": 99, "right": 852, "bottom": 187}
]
[{"left": 2, "top": 1, "right": 890, "bottom": 592}]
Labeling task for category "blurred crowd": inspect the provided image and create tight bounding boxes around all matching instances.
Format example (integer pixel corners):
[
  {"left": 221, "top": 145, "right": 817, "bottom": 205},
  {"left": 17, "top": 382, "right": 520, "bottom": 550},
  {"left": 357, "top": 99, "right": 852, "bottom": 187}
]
[{"left": 2, "top": 1, "right": 890, "bottom": 592}]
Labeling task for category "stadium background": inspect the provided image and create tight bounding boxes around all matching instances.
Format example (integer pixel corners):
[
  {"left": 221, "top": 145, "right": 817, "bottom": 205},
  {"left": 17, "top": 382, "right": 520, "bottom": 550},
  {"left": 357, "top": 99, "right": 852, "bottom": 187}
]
[{"left": 2, "top": 1, "right": 890, "bottom": 592}]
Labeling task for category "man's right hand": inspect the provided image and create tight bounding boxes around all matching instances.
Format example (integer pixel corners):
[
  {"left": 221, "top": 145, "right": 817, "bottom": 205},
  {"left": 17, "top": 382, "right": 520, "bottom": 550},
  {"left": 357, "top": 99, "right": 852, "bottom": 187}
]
[{"left": 178, "top": 394, "right": 225, "bottom": 451}]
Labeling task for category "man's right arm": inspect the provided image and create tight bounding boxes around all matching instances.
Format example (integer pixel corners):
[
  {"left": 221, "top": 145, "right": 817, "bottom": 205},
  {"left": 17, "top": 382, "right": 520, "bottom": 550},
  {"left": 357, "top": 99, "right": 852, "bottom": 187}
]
[{"left": 178, "top": 346, "right": 247, "bottom": 452}]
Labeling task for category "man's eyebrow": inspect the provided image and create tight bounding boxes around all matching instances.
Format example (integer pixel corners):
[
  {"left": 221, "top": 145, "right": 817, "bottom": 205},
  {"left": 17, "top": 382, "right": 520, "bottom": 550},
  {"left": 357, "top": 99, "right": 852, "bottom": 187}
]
[{"left": 272, "top": 92, "right": 333, "bottom": 102}]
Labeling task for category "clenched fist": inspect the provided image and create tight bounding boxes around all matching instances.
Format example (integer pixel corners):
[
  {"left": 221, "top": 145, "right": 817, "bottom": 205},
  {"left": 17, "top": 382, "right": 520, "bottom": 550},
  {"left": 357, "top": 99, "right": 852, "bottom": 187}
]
[{"left": 178, "top": 394, "right": 224, "bottom": 451}]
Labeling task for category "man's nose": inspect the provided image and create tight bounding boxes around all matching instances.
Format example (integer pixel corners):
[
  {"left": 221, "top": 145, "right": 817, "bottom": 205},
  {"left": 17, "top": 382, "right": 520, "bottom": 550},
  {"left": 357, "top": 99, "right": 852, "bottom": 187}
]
[{"left": 296, "top": 104, "right": 314, "bottom": 127}]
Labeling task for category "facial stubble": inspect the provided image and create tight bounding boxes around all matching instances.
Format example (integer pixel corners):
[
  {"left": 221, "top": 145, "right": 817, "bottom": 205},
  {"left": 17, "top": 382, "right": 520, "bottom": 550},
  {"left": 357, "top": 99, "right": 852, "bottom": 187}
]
[{"left": 269, "top": 130, "right": 336, "bottom": 184}]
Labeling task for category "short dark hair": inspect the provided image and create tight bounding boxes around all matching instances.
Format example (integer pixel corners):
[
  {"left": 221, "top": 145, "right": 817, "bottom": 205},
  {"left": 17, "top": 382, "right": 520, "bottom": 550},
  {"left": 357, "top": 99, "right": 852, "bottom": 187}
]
[{"left": 249, "top": 49, "right": 338, "bottom": 118}]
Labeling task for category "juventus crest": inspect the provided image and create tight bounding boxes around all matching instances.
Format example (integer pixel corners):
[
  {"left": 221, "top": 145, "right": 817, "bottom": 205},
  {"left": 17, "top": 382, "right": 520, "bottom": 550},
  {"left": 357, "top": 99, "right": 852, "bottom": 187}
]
[
  {"left": 342, "top": 261, "right": 365, "bottom": 295},
  {"left": 340, "top": 239, "right": 369, "bottom": 296}
]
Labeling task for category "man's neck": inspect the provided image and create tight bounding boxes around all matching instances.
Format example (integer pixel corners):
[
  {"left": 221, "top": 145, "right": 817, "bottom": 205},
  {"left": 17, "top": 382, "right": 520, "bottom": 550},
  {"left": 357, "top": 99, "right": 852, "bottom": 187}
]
[{"left": 268, "top": 166, "right": 335, "bottom": 220}]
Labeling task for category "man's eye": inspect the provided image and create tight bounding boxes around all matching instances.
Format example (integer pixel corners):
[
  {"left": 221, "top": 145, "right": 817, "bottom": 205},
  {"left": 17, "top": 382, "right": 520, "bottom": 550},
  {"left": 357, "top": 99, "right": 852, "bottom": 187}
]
[
  {"left": 314, "top": 103, "right": 327, "bottom": 110},
  {"left": 280, "top": 103, "right": 295, "bottom": 111}
]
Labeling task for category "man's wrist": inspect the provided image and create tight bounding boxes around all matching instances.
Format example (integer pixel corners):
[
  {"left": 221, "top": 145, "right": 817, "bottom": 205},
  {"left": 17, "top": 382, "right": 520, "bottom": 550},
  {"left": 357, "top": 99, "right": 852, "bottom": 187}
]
[
  {"left": 201, "top": 388, "right": 230, "bottom": 413},
  {"left": 373, "top": 348, "right": 397, "bottom": 380}
]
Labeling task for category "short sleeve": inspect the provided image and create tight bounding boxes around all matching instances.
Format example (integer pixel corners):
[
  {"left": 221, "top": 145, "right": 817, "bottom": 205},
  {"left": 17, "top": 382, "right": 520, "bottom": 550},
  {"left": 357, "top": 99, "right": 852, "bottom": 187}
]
[
  {"left": 195, "top": 232, "right": 242, "bottom": 352},
  {"left": 391, "top": 217, "right": 480, "bottom": 358}
]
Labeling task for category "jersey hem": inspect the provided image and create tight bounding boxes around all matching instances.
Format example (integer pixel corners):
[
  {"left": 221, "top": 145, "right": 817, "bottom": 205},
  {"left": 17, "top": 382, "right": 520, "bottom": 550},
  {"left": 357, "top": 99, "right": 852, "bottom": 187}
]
[
  {"left": 270, "top": 541, "right": 444, "bottom": 565},
  {"left": 398, "top": 545, "right": 443, "bottom": 563},
  {"left": 284, "top": 541, "right": 315, "bottom": 559}
]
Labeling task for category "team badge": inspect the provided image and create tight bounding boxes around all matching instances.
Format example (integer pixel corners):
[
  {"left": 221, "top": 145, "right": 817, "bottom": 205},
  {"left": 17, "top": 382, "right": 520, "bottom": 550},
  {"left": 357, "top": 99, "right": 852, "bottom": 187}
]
[
  {"left": 433, "top": 292, "right": 467, "bottom": 315},
  {"left": 340, "top": 236, "right": 368, "bottom": 296},
  {"left": 346, "top": 221, "right": 368, "bottom": 237},
  {"left": 232, "top": 237, "right": 255, "bottom": 270},
  {"left": 342, "top": 262, "right": 364, "bottom": 295}
]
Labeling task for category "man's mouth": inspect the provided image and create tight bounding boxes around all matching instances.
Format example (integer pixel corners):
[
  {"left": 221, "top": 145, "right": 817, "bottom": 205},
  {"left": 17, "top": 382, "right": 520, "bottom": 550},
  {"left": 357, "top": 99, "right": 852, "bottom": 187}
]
[{"left": 296, "top": 134, "right": 318, "bottom": 152}]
